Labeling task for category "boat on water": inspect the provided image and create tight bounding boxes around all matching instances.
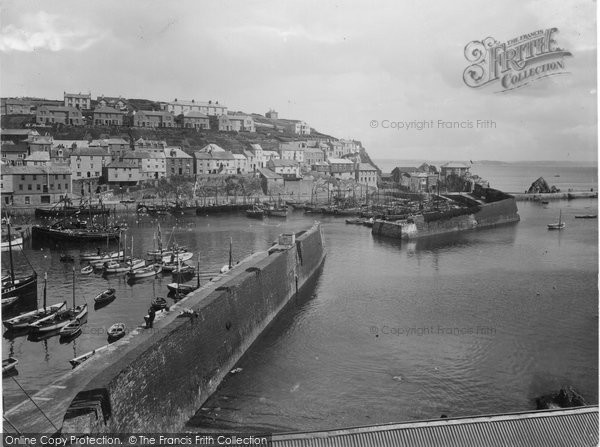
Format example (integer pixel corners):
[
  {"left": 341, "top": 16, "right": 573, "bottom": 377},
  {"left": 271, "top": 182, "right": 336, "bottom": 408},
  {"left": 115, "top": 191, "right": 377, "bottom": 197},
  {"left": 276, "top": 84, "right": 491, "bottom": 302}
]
[
  {"left": 2, "top": 357, "right": 18, "bottom": 374},
  {"left": 541, "top": 201, "right": 550, "bottom": 205},
  {"left": 547, "top": 210, "right": 565, "bottom": 230},
  {"left": 4, "top": 276, "right": 65, "bottom": 331},
  {"left": 1, "top": 296, "right": 20, "bottom": 309},
  {"left": 103, "top": 258, "right": 145, "bottom": 274},
  {"left": 107, "top": 323, "right": 126, "bottom": 342},
  {"left": 81, "top": 250, "right": 124, "bottom": 261},
  {"left": 162, "top": 251, "right": 193, "bottom": 264},
  {"left": 1, "top": 220, "right": 37, "bottom": 300},
  {"left": 172, "top": 264, "right": 195, "bottom": 276},
  {"left": 93, "top": 288, "right": 116, "bottom": 305},
  {"left": 59, "top": 319, "right": 82, "bottom": 338},
  {"left": 32, "top": 225, "right": 121, "bottom": 242},
  {"left": 151, "top": 296, "right": 168, "bottom": 310},
  {"left": 126, "top": 264, "right": 162, "bottom": 282},
  {"left": 346, "top": 217, "right": 365, "bottom": 225},
  {"left": 81, "top": 265, "right": 94, "bottom": 275},
  {"left": 574, "top": 214, "right": 597, "bottom": 219},
  {"left": 166, "top": 283, "right": 197, "bottom": 294},
  {"left": 34, "top": 198, "right": 110, "bottom": 219},
  {"left": 1, "top": 234, "right": 23, "bottom": 251},
  {"left": 246, "top": 205, "right": 264, "bottom": 219}
]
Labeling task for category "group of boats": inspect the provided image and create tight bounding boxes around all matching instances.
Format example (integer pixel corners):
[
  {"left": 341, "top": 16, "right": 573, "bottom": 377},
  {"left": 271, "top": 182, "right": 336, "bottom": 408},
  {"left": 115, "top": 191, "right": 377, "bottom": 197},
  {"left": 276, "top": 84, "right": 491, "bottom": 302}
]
[
  {"left": 547, "top": 210, "right": 597, "bottom": 230},
  {"left": 246, "top": 198, "right": 289, "bottom": 219}
]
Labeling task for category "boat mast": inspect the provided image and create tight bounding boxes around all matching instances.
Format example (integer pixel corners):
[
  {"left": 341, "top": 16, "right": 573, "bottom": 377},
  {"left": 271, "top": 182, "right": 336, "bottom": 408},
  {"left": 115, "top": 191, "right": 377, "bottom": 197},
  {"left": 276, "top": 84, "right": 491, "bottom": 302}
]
[
  {"left": 229, "top": 237, "right": 233, "bottom": 269},
  {"left": 72, "top": 267, "right": 75, "bottom": 309},
  {"left": 130, "top": 235, "right": 134, "bottom": 272},
  {"left": 6, "top": 219, "right": 15, "bottom": 283},
  {"left": 196, "top": 259, "right": 200, "bottom": 288},
  {"left": 43, "top": 272, "right": 47, "bottom": 310}
]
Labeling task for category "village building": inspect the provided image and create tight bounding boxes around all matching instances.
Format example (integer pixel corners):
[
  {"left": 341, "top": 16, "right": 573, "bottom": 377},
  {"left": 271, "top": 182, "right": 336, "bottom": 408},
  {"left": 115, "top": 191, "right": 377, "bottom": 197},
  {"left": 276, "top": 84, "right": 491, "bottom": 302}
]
[
  {"left": 24, "top": 152, "right": 51, "bottom": 167},
  {"left": 36, "top": 105, "right": 84, "bottom": 126},
  {"left": 1, "top": 98, "right": 35, "bottom": 115},
  {"left": 304, "top": 147, "right": 325, "bottom": 166},
  {"left": 355, "top": 163, "right": 379, "bottom": 189},
  {"left": 163, "top": 99, "right": 227, "bottom": 116},
  {"left": 133, "top": 110, "right": 176, "bottom": 128},
  {"left": 257, "top": 168, "right": 284, "bottom": 194},
  {"left": 227, "top": 114, "right": 255, "bottom": 132},
  {"left": 440, "top": 161, "right": 470, "bottom": 178},
  {"left": 103, "top": 161, "right": 142, "bottom": 186},
  {"left": 267, "top": 159, "right": 301, "bottom": 180},
  {"left": 1, "top": 143, "right": 29, "bottom": 166},
  {"left": 96, "top": 95, "right": 128, "bottom": 111},
  {"left": 70, "top": 148, "right": 111, "bottom": 179},
  {"left": 164, "top": 147, "right": 193, "bottom": 177},
  {"left": 328, "top": 158, "right": 355, "bottom": 179},
  {"left": 93, "top": 106, "right": 126, "bottom": 126},
  {"left": 178, "top": 111, "right": 210, "bottom": 130},
  {"left": 0, "top": 164, "right": 72, "bottom": 205},
  {"left": 64, "top": 92, "right": 91, "bottom": 110}
]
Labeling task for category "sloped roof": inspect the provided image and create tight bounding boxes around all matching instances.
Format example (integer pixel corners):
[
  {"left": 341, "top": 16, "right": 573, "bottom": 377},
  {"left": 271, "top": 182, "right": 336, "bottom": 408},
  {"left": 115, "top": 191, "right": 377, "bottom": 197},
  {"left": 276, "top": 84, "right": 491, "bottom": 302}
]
[
  {"left": 1, "top": 143, "right": 28, "bottom": 153},
  {"left": 70, "top": 148, "right": 111, "bottom": 157},
  {"left": 199, "top": 143, "right": 226, "bottom": 153},
  {"left": 269, "top": 159, "right": 299, "bottom": 167},
  {"left": 257, "top": 168, "right": 283, "bottom": 179},
  {"left": 25, "top": 152, "right": 50, "bottom": 161},
  {"left": 164, "top": 147, "right": 192, "bottom": 159},
  {"left": 182, "top": 111, "right": 209, "bottom": 119},
  {"left": 1, "top": 164, "right": 71, "bottom": 175},
  {"left": 328, "top": 158, "right": 354, "bottom": 164},
  {"left": 357, "top": 163, "right": 377, "bottom": 171},
  {"left": 93, "top": 106, "right": 125, "bottom": 114}
]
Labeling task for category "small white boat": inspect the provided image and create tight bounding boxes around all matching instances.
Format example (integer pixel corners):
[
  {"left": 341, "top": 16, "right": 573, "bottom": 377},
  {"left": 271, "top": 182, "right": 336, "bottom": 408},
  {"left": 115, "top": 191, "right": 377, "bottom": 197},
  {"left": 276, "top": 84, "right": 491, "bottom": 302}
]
[
  {"left": 81, "top": 265, "right": 94, "bottom": 275},
  {"left": 107, "top": 323, "right": 126, "bottom": 342},
  {"left": 125, "top": 264, "right": 162, "bottom": 281},
  {"left": 103, "top": 258, "right": 145, "bottom": 274},
  {"left": 2, "top": 357, "right": 18, "bottom": 374},
  {"left": 93, "top": 288, "right": 116, "bottom": 304},
  {"left": 547, "top": 210, "right": 565, "bottom": 230},
  {"left": 162, "top": 251, "right": 193, "bottom": 264},
  {"left": 1, "top": 236, "right": 23, "bottom": 251},
  {"left": 166, "top": 283, "right": 197, "bottom": 294},
  {"left": 59, "top": 319, "right": 82, "bottom": 338},
  {"left": 80, "top": 250, "right": 124, "bottom": 261}
]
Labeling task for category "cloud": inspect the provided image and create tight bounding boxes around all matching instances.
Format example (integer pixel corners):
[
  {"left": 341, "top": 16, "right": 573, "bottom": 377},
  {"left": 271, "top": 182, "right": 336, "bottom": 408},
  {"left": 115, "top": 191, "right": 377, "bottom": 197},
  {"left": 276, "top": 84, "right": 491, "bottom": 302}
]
[{"left": 0, "top": 11, "right": 105, "bottom": 52}]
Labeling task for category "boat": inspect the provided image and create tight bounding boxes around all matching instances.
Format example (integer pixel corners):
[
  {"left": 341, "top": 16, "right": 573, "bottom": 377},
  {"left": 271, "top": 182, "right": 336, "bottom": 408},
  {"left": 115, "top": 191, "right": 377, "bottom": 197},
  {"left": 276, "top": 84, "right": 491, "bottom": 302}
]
[
  {"left": 362, "top": 217, "right": 375, "bottom": 228},
  {"left": 3, "top": 275, "right": 66, "bottom": 331},
  {"left": 1, "top": 235, "right": 23, "bottom": 251},
  {"left": 1, "top": 220, "right": 37, "bottom": 300},
  {"left": 151, "top": 297, "right": 168, "bottom": 310},
  {"left": 126, "top": 264, "right": 162, "bottom": 282},
  {"left": 59, "top": 319, "right": 82, "bottom": 338},
  {"left": 170, "top": 200, "right": 198, "bottom": 216},
  {"left": 69, "top": 345, "right": 109, "bottom": 368},
  {"left": 541, "top": 201, "right": 550, "bottom": 205},
  {"left": 2, "top": 357, "right": 18, "bottom": 374},
  {"left": 60, "top": 254, "right": 74, "bottom": 262},
  {"left": 547, "top": 210, "right": 565, "bottom": 230},
  {"left": 574, "top": 214, "right": 597, "bottom": 219},
  {"left": 220, "top": 238, "right": 234, "bottom": 273},
  {"left": 34, "top": 198, "right": 110, "bottom": 219},
  {"left": 172, "top": 264, "right": 195, "bottom": 283},
  {"left": 246, "top": 205, "right": 264, "bottom": 219},
  {"left": 80, "top": 250, "right": 124, "bottom": 261},
  {"left": 166, "top": 283, "right": 197, "bottom": 294},
  {"left": 93, "top": 288, "right": 116, "bottom": 305},
  {"left": 81, "top": 265, "right": 94, "bottom": 275},
  {"left": 107, "top": 323, "right": 126, "bottom": 342},
  {"left": 29, "top": 269, "right": 88, "bottom": 334},
  {"left": 162, "top": 250, "right": 193, "bottom": 264},
  {"left": 103, "top": 258, "right": 145, "bottom": 274},
  {"left": 32, "top": 212, "right": 121, "bottom": 242},
  {"left": 1, "top": 296, "right": 20, "bottom": 309}
]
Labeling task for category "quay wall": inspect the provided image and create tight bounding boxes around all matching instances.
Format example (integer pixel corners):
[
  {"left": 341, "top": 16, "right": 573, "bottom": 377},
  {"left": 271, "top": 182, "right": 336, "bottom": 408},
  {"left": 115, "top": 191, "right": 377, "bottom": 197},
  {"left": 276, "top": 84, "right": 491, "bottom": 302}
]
[
  {"left": 6, "top": 223, "right": 326, "bottom": 433},
  {"left": 372, "top": 197, "right": 520, "bottom": 240},
  {"left": 511, "top": 191, "right": 597, "bottom": 201}
]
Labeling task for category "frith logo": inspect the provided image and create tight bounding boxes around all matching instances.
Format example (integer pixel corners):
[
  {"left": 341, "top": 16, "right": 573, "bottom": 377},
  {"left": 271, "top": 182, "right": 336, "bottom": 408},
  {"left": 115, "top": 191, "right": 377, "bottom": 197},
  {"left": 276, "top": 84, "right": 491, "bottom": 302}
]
[{"left": 463, "top": 28, "right": 572, "bottom": 92}]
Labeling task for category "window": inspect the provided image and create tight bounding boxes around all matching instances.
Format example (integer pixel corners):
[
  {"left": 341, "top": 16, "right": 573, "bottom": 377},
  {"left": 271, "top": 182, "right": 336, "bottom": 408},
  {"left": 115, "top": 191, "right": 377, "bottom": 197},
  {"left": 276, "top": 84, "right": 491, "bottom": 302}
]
[
  {"left": 27, "top": 184, "right": 32, "bottom": 190},
  {"left": 77, "top": 172, "right": 81, "bottom": 177},
  {"left": 65, "top": 184, "right": 68, "bottom": 190},
  {"left": 21, "top": 175, "right": 25, "bottom": 180},
  {"left": 25, "top": 196, "right": 30, "bottom": 204},
  {"left": 58, "top": 183, "right": 61, "bottom": 190},
  {"left": 63, "top": 174, "right": 66, "bottom": 179},
  {"left": 50, "top": 184, "right": 54, "bottom": 190},
  {"left": 19, "top": 184, "right": 23, "bottom": 190},
  {"left": 36, "top": 184, "right": 40, "bottom": 190},
  {"left": 32, "top": 175, "right": 37, "bottom": 180}
]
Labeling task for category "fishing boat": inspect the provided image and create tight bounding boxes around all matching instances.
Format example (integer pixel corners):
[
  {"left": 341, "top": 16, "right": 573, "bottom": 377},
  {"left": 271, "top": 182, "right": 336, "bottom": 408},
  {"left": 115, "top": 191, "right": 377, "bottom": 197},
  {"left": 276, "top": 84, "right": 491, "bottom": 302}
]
[
  {"left": 151, "top": 296, "right": 168, "bottom": 310},
  {"left": 80, "top": 250, "right": 124, "bottom": 261},
  {"left": 3, "top": 275, "right": 66, "bottom": 331},
  {"left": 2, "top": 357, "right": 18, "bottom": 374},
  {"left": 107, "top": 323, "right": 126, "bottom": 342},
  {"left": 1, "top": 296, "right": 20, "bottom": 309},
  {"left": 32, "top": 225, "right": 121, "bottom": 242},
  {"left": 166, "top": 283, "right": 197, "bottom": 294},
  {"left": 59, "top": 319, "right": 82, "bottom": 338},
  {"left": 103, "top": 258, "right": 144, "bottom": 274},
  {"left": 246, "top": 205, "right": 264, "bottom": 219},
  {"left": 1, "top": 220, "right": 37, "bottom": 300},
  {"left": 162, "top": 251, "right": 193, "bottom": 264},
  {"left": 81, "top": 264, "right": 94, "bottom": 275},
  {"left": 574, "top": 214, "right": 597, "bottom": 219},
  {"left": 172, "top": 264, "right": 195, "bottom": 278},
  {"left": 547, "top": 210, "right": 565, "bottom": 230},
  {"left": 29, "top": 269, "right": 88, "bottom": 334},
  {"left": 126, "top": 264, "right": 162, "bottom": 282},
  {"left": 34, "top": 198, "right": 110, "bottom": 219},
  {"left": 93, "top": 288, "right": 116, "bottom": 305}
]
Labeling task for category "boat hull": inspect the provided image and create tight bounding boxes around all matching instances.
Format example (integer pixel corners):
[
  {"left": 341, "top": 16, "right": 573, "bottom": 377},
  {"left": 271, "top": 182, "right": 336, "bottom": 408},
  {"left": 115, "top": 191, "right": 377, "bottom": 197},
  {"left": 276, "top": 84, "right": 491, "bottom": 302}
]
[
  {"left": 3, "top": 302, "right": 67, "bottom": 331},
  {"left": 32, "top": 226, "right": 120, "bottom": 242},
  {"left": 29, "top": 304, "right": 88, "bottom": 334},
  {"left": 1, "top": 274, "right": 37, "bottom": 299}
]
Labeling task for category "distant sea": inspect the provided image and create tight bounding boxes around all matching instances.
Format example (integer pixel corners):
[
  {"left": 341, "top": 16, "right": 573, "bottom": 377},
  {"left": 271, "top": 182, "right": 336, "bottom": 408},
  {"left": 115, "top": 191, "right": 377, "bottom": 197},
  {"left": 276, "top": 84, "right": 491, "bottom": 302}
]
[{"left": 373, "top": 159, "right": 598, "bottom": 193}]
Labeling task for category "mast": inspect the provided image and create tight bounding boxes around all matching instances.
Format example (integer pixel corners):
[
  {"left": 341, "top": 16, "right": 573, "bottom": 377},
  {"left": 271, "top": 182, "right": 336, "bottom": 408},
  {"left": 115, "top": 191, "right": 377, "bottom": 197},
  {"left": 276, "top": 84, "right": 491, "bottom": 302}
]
[
  {"left": 43, "top": 272, "right": 47, "bottom": 310},
  {"left": 158, "top": 223, "right": 162, "bottom": 254},
  {"left": 72, "top": 267, "right": 75, "bottom": 309},
  {"left": 196, "top": 259, "right": 200, "bottom": 288},
  {"left": 130, "top": 235, "right": 134, "bottom": 272},
  {"left": 6, "top": 219, "right": 15, "bottom": 283},
  {"left": 229, "top": 237, "right": 233, "bottom": 269}
]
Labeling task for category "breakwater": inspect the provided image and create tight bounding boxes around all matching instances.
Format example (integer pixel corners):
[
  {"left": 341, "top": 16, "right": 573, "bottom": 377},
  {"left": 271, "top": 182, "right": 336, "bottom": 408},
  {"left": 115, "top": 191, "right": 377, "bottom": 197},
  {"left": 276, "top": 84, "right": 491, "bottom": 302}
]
[
  {"left": 511, "top": 191, "right": 598, "bottom": 201},
  {"left": 4, "top": 223, "right": 326, "bottom": 433}
]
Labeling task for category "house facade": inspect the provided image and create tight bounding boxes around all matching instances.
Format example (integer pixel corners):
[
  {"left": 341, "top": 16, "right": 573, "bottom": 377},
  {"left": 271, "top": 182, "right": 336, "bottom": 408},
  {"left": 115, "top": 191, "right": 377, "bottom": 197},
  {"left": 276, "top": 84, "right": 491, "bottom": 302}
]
[
  {"left": 1, "top": 98, "right": 35, "bottom": 115},
  {"left": 440, "top": 162, "right": 470, "bottom": 179},
  {"left": 1, "top": 143, "right": 28, "bottom": 166},
  {"left": 267, "top": 159, "right": 301, "bottom": 179},
  {"left": 356, "top": 163, "right": 378, "bottom": 189},
  {"left": 179, "top": 111, "right": 210, "bottom": 129},
  {"left": 70, "top": 148, "right": 111, "bottom": 179},
  {"left": 328, "top": 158, "right": 355, "bottom": 179},
  {"left": 0, "top": 164, "right": 72, "bottom": 205},
  {"left": 164, "top": 99, "right": 227, "bottom": 116},
  {"left": 228, "top": 114, "right": 255, "bottom": 132},
  {"left": 164, "top": 147, "right": 193, "bottom": 177},
  {"left": 103, "top": 161, "right": 142, "bottom": 186},
  {"left": 36, "top": 106, "right": 84, "bottom": 126},
  {"left": 64, "top": 92, "right": 91, "bottom": 110},
  {"left": 133, "top": 110, "right": 176, "bottom": 128},
  {"left": 93, "top": 106, "right": 125, "bottom": 126}
]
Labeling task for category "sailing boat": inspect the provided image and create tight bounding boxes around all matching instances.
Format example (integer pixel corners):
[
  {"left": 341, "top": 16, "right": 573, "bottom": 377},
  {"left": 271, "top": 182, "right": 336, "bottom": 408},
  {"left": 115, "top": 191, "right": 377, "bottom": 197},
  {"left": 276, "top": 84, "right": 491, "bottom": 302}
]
[
  {"left": 547, "top": 210, "right": 566, "bottom": 230},
  {"left": 29, "top": 268, "right": 88, "bottom": 334},
  {"left": 3, "top": 273, "right": 66, "bottom": 331},
  {"left": 167, "top": 259, "right": 200, "bottom": 295},
  {"left": 103, "top": 234, "right": 144, "bottom": 274},
  {"left": 220, "top": 238, "right": 234, "bottom": 273},
  {"left": 1, "top": 219, "right": 37, "bottom": 303}
]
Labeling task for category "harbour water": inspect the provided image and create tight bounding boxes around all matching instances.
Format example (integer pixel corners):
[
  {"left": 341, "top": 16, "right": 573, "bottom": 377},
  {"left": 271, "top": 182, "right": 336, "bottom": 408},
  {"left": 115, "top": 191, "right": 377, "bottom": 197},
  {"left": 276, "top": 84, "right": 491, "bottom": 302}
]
[{"left": 1, "top": 165, "right": 598, "bottom": 432}]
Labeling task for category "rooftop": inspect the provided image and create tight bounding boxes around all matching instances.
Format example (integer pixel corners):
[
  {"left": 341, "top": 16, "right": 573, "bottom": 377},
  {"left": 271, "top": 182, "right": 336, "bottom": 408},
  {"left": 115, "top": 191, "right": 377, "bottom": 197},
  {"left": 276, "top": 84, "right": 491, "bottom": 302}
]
[
  {"left": 1, "top": 164, "right": 71, "bottom": 175},
  {"left": 168, "top": 99, "right": 227, "bottom": 108},
  {"left": 328, "top": 158, "right": 354, "bottom": 164},
  {"left": 93, "top": 105, "right": 125, "bottom": 114},
  {"left": 164, "top": 147, "right": 192, "bottom": 159},
  {"left": 70, "top": 148, "right": 111, "bottom": 157},
  {"left": 269, "top": 159, "right": 299, "bottom": 167},
  {"left": 257, "top": 168, "right": 283, "bottom": 179}
]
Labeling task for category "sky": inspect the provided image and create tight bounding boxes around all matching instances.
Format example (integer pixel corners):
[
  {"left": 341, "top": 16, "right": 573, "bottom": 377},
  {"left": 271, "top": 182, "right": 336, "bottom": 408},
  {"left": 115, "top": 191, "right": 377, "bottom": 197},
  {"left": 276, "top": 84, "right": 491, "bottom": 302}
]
[{"left": 0, "top": 0, "right": 597, "bottom": 162}]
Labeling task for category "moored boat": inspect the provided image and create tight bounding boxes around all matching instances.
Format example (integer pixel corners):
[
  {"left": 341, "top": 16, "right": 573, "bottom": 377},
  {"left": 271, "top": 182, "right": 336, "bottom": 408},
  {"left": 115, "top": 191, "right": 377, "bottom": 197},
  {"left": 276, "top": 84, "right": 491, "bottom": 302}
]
[
  {"left": 151, "top": 297, "right": 168, "bottom": 310},
  {"left": 103, "top": 258, "right": 145, "bottom": 274},
  {"left": 166, "top": 283, "right": 197, "bottom": 294},
  {"left": 69, "top": 344, "right": 109, "bottom": 368},
  {"left": 29, "top": 304, "right": 88, "bottom": 333},
  {"left": 162, "top": 251, "right": 193, "bottom": 264},
  {"left": 93, "top": 288, "right": 116, "bottom": 305},
  {"left": 80, "top": 250, "right": 124, "bottom": 261},
  {"left": 3, "top": 301, "right": 66, "bottom": 331},
  {"left": 107, "top": 323, "right": 126, "bottom": 342},
  {"left": 1, "top": 296, "right": 20, "bottom": 309},
  {"left": 547, "top": 210, "right": 565, "bottom": 230},
  {"left": 246, "top": 205, "right": 264, "bottom": 219},
  {"left": 81, "top": 265, "right": 94, "bottom": 275},
  {"left": 1, "top": 235, "right": 23, "bottom": 251},
  {"left": 574, "top": 214, "right": 597, "bottom": 219},
  {"left": 125, "top": 264, "right": 162, "bottom": 282},
  {"left": 2, "top": 357, "right": 19, "bottom": 374},
  {"left": 59, "top": 319, "right": 82, "bottom": 338}
]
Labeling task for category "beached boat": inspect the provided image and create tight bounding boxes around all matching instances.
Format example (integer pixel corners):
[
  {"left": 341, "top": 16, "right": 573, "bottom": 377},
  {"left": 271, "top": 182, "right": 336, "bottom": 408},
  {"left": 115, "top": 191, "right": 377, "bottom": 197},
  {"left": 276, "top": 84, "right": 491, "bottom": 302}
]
[
  {"left": 107, "top": 323, "right": 126, "bottom": 342},
  {"left": 59, "top": 319, "right": 82, "bottom": 338},
  {"left": 2, "top": 357, "right": 18, "bottom": 374},
  {"left": 547, "top": 210, "right": 565, "bottom": 230},
  {"left": 93, "top": 288, "right": 116, "bottom": 305},
  {"left": 81, "top": 265, "right": 94, "bottom": 275}
]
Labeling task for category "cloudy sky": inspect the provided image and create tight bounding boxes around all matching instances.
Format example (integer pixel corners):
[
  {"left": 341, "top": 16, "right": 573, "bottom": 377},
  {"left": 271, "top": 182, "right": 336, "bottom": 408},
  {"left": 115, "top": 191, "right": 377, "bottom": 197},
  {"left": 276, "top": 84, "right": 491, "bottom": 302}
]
[{"left": 0, "top": 0, "right": 596, "bottom": 162}]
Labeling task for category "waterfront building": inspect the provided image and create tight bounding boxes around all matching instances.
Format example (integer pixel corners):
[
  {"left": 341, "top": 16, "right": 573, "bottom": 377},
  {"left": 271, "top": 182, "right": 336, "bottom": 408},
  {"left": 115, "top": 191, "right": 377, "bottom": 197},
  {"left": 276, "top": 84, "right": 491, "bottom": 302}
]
[
  {"left": 64, "top": 92, "right": 91, "bottom": 110},
  {"left": 1, "top": 142, "right": 28, "bottom": 166},
  {"left": 178, "top": 111, "right": 210, "bottom": 130},
  {"left": 1, "top": 98, "right": 35, "bottom": 115},
  {"left": 193, "top": 147, "right": 237, "bottom": 175},
  {"left": 232, "top": 153, "right": 248, "bottom": 174},
  {"left": 70, "top": 148, "right": 111, "bottom": 179},
  {"left": 328, "top": 158, "right": 355, "bottom": 179},
  {"left": 133, "top": 110, "right": 176, "bottom": 128},
  {"left": 36, "top": 105, "right": 84, "bottom": 126},
  {"left": 0, "top": 164, "right": 72, "bottom": 205},
  {"left": 163, "top": 99, "right": 227, "bottom": 116},
  {"left": 103, "top": 161, "right": 142, "bottom": 186},
  {"left": 164, "top": 147, "right": 193, "bottom": 177},
  {"left": 122, "top": 151, "right": 166, "bottom": 180},
  {"left": 267, "top": 159, "right": 301, "bottom": 180},
  {"left": 93, "top": 106, "right": 126, "bottom": 126},
  {"left": 356, "top": 163, "right": 378, "bottom": 189},
  {"left": 257, "top": 167, "right": 284, "bottom": 193},
  {"left": 440, "top": 161, "right": 470, "bottom": 178}
]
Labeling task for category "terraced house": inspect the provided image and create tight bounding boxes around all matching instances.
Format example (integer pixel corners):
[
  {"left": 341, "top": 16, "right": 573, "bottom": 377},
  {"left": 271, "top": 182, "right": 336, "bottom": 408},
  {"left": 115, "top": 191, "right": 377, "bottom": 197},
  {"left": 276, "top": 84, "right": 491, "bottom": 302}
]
[
  {"left": 178, "top": 111, "right": 210, "bottom": 129},
  {"left": 163, "top": 99, "right": 227, "bottom": 116},
  {"left": 70, "top": 148, "right": 111, "bottom": 179},
  {"left": 0, "top": 164, "right": 72, "bottom": 205},
  {"left": 133, "top": 110, "right": 175, "bottom": 128},
  {"left": 36, "top": 106, "right": 84, "bottom": 126},
  {"left": 164, "top": 147, "right": 193, "bottom": 176},
  {"left": 93, "top": 106, "right": 125, "bottom": 126},
  {"left": 64, "top": 92, "right": 91, "bottom": 110}
]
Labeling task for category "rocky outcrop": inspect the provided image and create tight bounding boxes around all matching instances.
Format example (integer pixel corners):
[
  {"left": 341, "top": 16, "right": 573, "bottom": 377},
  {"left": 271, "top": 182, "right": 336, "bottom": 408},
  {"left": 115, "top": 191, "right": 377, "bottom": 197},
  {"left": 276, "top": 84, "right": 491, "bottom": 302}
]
[
  {"left": 527, "top": 177, "right": 560, "bottom": 194},
  {"left": 536, "top": 386, "right": 587, "bottom": 410}
]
